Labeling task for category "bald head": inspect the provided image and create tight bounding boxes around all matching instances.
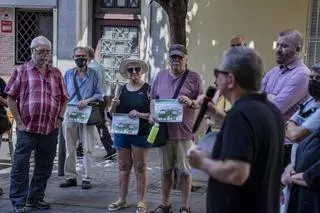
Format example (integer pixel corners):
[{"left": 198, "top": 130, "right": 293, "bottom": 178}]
[{"left": 230, "top": 35, "right": 246, "bottom": 47}]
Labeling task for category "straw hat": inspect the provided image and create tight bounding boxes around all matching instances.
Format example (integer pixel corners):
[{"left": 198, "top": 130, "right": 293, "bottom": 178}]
[{"left": 119, "top": 55, "right": 149, "bottom": 79}]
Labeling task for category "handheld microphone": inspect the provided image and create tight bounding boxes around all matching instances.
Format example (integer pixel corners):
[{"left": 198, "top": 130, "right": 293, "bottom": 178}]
[{"left": 192, "top": 86, "right": 216, "bottom": 133}]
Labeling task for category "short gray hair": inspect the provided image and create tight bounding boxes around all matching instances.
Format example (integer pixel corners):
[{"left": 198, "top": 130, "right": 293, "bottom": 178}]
[
  {"left": 218, "top": 47, "right": 263, "bottom": 92},
  {"left": 30, "top": 36, "right": 52, "bottom": 49},
  {"left": 72, "top": 46, "right": 88, "bottom": 56},
  {"left": 279, "top": 29, "right": 303, "bottom": 49}
]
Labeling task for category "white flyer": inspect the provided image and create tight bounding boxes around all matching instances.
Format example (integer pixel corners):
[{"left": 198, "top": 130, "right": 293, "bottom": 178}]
[
  {"left": 112, "top": 113, "right": 140, "bottom": 135},
  {"left": 64, "top": 104, "right": 92, "bottom": 124},
  {"left": 154, "top": 99, "right": 183, "bottom": 122}
]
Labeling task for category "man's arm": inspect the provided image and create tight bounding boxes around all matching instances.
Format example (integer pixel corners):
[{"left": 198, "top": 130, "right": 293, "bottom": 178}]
[
  {"left": 200, "top": 158, "right": 251, "bottom": 186},
  {"left": 286, "top": 121, "right": 311, "bottom": 142},
  {"left": 0, "top": 96, "right": 8, "bottom": 107},
  {"left": 267, "top": 73, "right": 309, "bottom": 113},
  {"left": 303, "top": 159, "right": 320, "bottom": 190},
  {"left": 59, "top": 101, "right": 67, "bottom": 118},
  {"left": 7, "top": 96, "right": 25, "bottom": 130}
]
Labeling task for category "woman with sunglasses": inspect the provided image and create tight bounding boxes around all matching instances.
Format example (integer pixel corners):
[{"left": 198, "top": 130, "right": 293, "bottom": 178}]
[
  {"left": 108, "top": 55, "right": 151, "bottom": 213},
  {"left": 281, "top": 63, "right": 320, "bottom": 213}
]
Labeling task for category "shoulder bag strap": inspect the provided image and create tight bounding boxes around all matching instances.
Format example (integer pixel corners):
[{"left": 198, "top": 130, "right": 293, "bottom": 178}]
[
  {"left": 172, "top": 69, "right": 189, "bottom": 99},
  {"left": 73, "top": 73, "right": 82, "bottom": 101}
]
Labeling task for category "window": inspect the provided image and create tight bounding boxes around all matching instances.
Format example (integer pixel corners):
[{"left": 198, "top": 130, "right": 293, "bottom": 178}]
[
  {"left": 101, "top": 0, "right": 139, "bottom": 8},
  {"left": 99, "top": 26, "right": 139, "bottom": 84},
  {"left": 306, "top": 0, "right": 320, "bottom": 66},
  {"left": 15, "top": 10, "right": 53, "bottom": 64}
]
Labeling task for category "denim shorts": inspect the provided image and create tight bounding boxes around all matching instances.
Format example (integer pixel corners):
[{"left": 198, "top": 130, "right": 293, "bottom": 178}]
[{"left": 113, "top": 134, "right": 152, "bottom": 149}]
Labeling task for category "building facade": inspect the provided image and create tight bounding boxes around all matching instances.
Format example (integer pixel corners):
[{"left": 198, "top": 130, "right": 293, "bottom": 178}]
[{"left": 0, "top": 0, "right": 319, "bottom": 89}]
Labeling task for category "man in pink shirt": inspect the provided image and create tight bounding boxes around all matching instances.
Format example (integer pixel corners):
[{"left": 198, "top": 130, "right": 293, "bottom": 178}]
[
  {"left": 149, "top": 44, "right": 204, "bottom": 213},
  {"left": 5, "top": 36, "right": 68, "bottom": 213},
  {"left": 261, "top": 29, "right": 310, "bottom": 170}
]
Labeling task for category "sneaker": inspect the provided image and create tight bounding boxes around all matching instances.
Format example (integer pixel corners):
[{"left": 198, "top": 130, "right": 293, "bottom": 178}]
[
  {"left": 12, "top": 206, "right": 26, "bottom": 213},
  {"left": 82, "top": 181, "right": 92, "bottom": 189},
  {"left": 26, "top": 199, "right": 50, "bottom": 210},
  {"left": 60, "top": 179, "right": 77, "bottom": 188}
]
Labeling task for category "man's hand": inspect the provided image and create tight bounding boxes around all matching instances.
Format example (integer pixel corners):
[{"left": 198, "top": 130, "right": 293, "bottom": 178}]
[
  {"left": 16, "top": 121, "right": 27, "bottom": 131},
  {"left": 77, "top": 99, "right": 89, "bottom": 110},
  {"left": 291, "top": 172, "right": 307, "bottom": 187},
  {"left": 110, "top": 98, "right": 120, "bottom": 107},
  {"left": 281, "top": 164, "right": 294, "bottom": 185},
  {"left": 188, "top": 145, "right": 210, "bottom": 169},
  {"left": 267, "top": 94, "right": 276, "bottom": 101},
  {"left": 148, "top": 115, "right": 159, "bottom": 124},
  {"left": 54, "top": 118, "right": 61, "bottom": 128},
  {"left": 128, "top": 110, "right": 140, "bottom": 118},
  {"left": 178, "top": 95, "right": 192, "bottom": 107}
]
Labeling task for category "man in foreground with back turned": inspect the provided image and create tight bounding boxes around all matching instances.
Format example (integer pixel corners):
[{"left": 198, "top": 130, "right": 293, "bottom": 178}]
[{"left": 188, "top": 47, "right": 284, "bottom": 213}]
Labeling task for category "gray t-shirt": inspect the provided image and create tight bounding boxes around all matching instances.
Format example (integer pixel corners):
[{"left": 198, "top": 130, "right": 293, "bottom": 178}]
[{"left": 150, "top": 69, "right": 204, "bottom": 141}]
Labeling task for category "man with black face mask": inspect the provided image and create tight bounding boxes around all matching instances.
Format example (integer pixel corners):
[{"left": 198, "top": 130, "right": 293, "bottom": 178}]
[
  {"left": 280, "top": 62, "right": 320, "bottom": 213},
  {"left": 60, "top": 47, "right": 103, "bottom": 190}
]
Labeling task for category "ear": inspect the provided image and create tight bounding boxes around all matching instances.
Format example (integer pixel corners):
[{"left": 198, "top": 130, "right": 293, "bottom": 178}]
[{"left": 226, "top": 74, "right": 236, "bottom": 89}]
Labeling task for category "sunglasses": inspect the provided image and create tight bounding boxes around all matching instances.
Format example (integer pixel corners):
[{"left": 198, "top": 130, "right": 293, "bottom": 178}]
[
  {"left": 170, "top": 55, "right": 183, "bottom": 60},
  {"left": 310, "top": 75, "right": 320, "bottom": 81},
  {"left": 127, "top": 67, "right": 141, "bottom": 74},
  {"left": 214, "top": 68, "right": 229, "bottom": 77}
]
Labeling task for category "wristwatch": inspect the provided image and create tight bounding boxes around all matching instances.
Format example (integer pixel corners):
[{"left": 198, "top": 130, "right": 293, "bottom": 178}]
[{"left": 58, "top": 116, "right": 64, "bottom": 122}]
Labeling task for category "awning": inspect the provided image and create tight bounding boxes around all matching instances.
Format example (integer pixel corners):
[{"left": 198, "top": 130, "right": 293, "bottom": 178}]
[{"left": 0, "top": 0, "right": 57, "bottom": 8}]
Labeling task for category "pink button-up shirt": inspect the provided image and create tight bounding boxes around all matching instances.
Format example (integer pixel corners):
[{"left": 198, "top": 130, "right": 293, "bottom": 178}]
[{"left": 5, "top": 61, "right": 68, "bottom": 135}]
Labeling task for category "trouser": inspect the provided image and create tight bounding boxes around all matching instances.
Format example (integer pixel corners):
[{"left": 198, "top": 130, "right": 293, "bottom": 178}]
[
  {"left": 10, "top": 129, "right": 58, "bottom": 207},
  {"left": 96, "top": 96, "right": 113, "bottom": 153},
  {"left": 283, "top": 144, "right": 292, "bottom": 172},
  {"left": 58, "top": 125, "right": 66, "bottom": 176},
  {"left": 63, "top": 122, "right": 95, "bottom": 181}
]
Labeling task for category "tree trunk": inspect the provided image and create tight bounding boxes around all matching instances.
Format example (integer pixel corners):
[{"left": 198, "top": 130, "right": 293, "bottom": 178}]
[{"left": 154, "top": 0, "right": 189, "bottom": 46}]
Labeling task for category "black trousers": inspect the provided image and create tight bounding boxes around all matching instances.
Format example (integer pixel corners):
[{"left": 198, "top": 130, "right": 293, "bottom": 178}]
[
  {"left": 96, "top": 96, "right": 113, "bottom": 153},
  {"left": 283, "top": 144, "right": 292, "bottom": 172}
]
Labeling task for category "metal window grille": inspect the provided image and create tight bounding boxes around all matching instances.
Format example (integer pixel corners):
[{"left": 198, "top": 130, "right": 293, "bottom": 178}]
[
  {"left": 306, "top": 0, "right": 320, "bottom": 66},
  {"left": 15, "top": 10, "right": 52, "bottom": 64},
  {"left": 101, "top": 0, "right": 139, "bottom": 8},
  {"left": 100, "top": 26, "right": 139, "bottom": 84}
]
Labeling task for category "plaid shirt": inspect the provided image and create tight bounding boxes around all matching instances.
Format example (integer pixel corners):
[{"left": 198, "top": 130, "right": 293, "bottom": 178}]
[{"left": 5, "top": 61, "right": 68, "bottom": 135}]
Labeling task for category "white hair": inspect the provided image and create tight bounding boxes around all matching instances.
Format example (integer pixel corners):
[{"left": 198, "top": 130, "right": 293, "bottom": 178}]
[{"left": 30, "top": 36, "right": 52, "bottom": 49}]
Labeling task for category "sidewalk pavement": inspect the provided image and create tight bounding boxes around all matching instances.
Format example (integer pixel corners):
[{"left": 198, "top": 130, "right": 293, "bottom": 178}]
[{"left": 0, "top": 141, "right": 208, "bottom": 213}]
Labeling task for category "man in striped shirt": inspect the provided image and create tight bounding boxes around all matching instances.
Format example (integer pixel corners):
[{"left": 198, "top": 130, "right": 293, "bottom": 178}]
[{"left": 5, "top": 36, "right": 68, "bottom": 213}]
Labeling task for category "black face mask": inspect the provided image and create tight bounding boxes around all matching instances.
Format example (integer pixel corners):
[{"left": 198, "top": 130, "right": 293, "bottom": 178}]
[
  {"left": 75, "top": 58, "right": 87, "bottom": 68},
  {"left": 308, "top": 79, "right": 320, "bottom": 99}
]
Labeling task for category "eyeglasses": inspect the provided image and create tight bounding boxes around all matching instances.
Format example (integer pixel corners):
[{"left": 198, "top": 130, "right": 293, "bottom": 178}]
[
  {"left": 231, "top": 43, "right": 242, "bottom": 47},
  {"left": 33, "top": 49, "right": 51, "bottom": 55},
  {"left": 310, "top": 75, "right": 320, "bottom": 81},
  {"left": 127, "top": 67, "right": 141, "bottom": 74},
  {"left": 214, "top": 68, "right": 229, "bottom": 77},
  {"left": 170, "top": 55, "right": 183, "bottom": 61}
]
